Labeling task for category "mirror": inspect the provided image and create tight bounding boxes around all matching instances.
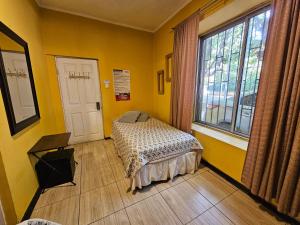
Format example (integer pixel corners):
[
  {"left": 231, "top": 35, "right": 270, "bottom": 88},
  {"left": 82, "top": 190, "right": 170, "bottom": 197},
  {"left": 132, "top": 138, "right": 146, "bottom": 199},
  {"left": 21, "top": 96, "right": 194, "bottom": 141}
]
[{"left": 0, "top": 22, "right": 40, "bottom": 135}]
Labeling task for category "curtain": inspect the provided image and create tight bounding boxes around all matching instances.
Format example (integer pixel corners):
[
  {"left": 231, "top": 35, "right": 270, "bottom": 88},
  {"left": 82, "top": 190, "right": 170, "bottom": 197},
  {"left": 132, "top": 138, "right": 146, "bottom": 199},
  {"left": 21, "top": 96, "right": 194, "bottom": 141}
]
[
  {"left": 242, "top": 0, "right": 300, "bottom": 218},
  {"left": 170, "top": 14, "right": 200, "bottom": 133}
]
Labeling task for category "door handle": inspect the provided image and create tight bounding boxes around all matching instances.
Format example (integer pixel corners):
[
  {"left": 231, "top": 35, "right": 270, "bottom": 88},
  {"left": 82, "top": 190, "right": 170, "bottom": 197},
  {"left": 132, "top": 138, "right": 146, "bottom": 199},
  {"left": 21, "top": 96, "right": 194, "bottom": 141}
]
[{"left": 96, "top": 102, "right": 101, "bottom": 110}]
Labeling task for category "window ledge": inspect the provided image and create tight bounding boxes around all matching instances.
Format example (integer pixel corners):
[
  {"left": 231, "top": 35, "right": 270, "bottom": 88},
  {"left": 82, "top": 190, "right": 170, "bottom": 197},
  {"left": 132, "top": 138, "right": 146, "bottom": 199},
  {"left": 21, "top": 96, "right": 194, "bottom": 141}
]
[{"left": 192, "top": 123, "right": 248, "bottom": 151}]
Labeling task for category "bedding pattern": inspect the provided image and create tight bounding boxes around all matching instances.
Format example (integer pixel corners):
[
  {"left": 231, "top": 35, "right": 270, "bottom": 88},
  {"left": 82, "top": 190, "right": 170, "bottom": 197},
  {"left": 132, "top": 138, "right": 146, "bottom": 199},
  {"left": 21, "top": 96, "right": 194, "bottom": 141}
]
[{"left": 112, "top": 118, "right": 202, "bottom": 178}]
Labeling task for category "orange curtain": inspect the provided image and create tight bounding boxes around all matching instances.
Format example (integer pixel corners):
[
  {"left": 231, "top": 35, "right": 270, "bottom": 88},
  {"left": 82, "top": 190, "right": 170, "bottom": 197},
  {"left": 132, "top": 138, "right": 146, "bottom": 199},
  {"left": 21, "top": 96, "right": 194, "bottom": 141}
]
[
  {"left": 170, "top": 14, "right": 199, "bottom": 133},
  {"left": 242, "top": 0, "right": 300, "bottom": 218}
]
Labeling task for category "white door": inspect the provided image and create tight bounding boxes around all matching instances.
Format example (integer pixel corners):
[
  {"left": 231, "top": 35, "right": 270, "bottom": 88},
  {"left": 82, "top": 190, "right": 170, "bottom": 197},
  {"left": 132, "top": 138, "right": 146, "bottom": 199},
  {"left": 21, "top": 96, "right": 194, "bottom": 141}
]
[
  {"left": 2, "top": 51, "right": 36, "bottom": 123},
  {"left": 56, "top": 57, "right": 104, "bottom": 144}
]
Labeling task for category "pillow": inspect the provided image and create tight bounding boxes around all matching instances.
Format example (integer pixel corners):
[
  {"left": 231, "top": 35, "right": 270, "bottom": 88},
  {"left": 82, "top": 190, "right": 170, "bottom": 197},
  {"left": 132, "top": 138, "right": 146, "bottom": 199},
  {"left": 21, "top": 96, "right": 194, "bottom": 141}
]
[
  {"left": 118, "top": 111, "right": 141, "bottom": 123},
  {"left": 137, "top": 112, "right": 149, "bottom": 122}
]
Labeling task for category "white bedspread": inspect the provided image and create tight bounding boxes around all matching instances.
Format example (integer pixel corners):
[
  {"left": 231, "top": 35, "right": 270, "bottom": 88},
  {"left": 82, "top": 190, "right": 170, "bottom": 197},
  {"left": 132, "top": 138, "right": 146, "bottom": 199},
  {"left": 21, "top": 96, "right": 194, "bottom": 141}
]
[{"left": 112, "top": 118, "right": 203, "bottom": 178}]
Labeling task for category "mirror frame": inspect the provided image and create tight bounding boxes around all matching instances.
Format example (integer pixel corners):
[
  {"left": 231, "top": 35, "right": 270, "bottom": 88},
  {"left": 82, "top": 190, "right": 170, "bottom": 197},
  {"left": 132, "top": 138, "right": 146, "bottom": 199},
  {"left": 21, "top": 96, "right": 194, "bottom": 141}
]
[{"left": 0, "top": 22, "right": 40, "bottom": 135}]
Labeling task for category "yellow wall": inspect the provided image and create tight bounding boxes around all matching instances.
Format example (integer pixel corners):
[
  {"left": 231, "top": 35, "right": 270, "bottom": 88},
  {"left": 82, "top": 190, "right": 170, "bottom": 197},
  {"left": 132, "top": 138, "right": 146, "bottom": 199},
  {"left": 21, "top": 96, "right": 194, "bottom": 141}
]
[
  {"left": 194, "top": 132, "right": 246, "bottom": 181},
  {"left": 0, "top": 152, "right": 17, "bottom": 225},
  {"left": 0, "top": 32, "right": 24, "bottom": 52},
  {"left": 152, "top": 0, "right": 248, "bottom": 183},
  {"left": 0, "top": 0, "right": 60, "bottom": 222},
  {"left": 40, "top": 9, "right": 154, "bottom": 137}
]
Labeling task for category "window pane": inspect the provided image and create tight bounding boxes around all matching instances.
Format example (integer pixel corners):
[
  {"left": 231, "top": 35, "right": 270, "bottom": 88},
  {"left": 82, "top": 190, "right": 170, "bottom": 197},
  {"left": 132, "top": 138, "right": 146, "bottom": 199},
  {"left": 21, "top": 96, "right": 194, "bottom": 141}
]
[
  {"left": 235, "top": 10, "right": 271, "bottom": 135},
  {"left": 197, "top": 22, "right": 245, "bottom": 129},
  {"left": 195, "top": 8, "right": 270, "bottom": 136}
]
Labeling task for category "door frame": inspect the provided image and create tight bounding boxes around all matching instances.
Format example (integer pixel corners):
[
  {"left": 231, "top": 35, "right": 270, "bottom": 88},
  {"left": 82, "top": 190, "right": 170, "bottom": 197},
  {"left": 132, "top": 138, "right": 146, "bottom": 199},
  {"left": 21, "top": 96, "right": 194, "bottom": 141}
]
[{"left": 55, "top": 56, "right": 105, "bottom": 143}]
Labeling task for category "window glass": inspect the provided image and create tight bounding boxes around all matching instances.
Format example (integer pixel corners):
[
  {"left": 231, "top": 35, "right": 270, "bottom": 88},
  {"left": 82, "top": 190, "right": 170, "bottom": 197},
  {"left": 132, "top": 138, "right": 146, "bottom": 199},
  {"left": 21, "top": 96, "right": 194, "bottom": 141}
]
[{"left": 195, "top": 8, "right": 271, "bottom": 136}]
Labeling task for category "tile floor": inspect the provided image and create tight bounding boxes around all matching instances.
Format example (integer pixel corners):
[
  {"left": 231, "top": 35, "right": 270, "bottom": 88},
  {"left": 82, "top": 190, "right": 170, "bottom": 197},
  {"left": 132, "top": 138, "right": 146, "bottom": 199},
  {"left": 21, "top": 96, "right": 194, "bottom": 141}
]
[{"left": 31, "top": 140, "right": 289, "bottom": 225}]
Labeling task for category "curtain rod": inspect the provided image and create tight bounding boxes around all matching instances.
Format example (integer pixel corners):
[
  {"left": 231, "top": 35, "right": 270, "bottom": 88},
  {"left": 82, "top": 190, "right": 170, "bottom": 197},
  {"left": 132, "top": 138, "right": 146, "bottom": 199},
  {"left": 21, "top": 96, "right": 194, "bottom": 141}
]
[{"left": 172, "top": 0, "right": 224, "bottom": 30}]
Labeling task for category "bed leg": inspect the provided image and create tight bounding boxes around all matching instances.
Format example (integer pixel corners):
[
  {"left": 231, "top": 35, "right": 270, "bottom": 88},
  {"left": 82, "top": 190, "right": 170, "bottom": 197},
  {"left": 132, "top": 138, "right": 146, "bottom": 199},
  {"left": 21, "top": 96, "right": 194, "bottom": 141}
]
[{"left": 126, "top": 178, "right": 134, "bottom": 193}]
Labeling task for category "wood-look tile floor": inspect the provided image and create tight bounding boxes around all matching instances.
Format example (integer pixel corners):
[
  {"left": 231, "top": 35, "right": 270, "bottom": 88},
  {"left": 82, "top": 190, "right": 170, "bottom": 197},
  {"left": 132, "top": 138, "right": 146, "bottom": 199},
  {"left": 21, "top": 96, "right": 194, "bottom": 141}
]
[{"left": 31, "top": 140, "right": 289, "bottom": 225}]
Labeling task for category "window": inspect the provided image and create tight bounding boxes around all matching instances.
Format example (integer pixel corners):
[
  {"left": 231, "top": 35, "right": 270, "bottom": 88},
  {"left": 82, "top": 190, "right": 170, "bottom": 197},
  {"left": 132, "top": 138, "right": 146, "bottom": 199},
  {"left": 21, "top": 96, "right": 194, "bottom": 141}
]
[{"left": 195, "top": 7, "right": 271, "bottom": 136}]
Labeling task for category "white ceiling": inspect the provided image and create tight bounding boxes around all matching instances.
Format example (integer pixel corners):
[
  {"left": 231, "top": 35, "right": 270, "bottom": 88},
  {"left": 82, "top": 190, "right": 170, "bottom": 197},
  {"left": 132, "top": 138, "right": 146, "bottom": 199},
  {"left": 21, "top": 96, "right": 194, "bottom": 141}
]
[{"left": 35, "top": 0, "right": 192, "bottom": 32}]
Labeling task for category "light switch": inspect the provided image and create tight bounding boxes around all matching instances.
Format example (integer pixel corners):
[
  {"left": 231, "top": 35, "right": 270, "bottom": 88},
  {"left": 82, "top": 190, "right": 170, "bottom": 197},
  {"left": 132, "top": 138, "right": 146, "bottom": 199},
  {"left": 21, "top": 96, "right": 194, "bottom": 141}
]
[{"left": 104, "top": 80, "right": 110, "bottom": 88}]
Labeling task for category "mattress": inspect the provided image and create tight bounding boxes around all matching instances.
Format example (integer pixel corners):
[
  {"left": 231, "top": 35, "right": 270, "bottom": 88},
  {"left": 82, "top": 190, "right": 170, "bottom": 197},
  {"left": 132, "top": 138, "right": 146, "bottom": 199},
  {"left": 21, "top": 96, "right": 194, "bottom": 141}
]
[{"left": 112, "top": 117, "right": 203, "bottom": 178}]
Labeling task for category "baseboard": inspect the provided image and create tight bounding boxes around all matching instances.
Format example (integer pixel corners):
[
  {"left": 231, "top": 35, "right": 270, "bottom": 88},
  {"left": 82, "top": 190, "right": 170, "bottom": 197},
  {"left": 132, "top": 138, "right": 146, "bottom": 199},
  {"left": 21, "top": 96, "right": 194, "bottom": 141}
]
[
  {"left": 201, "top": 159, "right": 299, "bottom": 225},
  {"left": 21, "top": 187, "right": 42, "bottom": 222}
]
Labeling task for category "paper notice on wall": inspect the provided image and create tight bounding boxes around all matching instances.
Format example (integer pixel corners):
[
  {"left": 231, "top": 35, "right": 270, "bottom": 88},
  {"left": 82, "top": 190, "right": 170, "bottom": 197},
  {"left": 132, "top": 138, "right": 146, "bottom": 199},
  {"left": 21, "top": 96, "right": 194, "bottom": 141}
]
[{"left": 113, "top": 69, "right": 131, "bottom": 101}]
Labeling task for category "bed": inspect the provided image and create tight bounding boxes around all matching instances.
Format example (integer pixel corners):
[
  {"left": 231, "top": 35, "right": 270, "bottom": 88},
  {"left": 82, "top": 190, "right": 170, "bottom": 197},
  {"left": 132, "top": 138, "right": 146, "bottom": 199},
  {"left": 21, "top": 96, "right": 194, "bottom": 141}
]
[{"left": 112, "top": 117, "right": 203, "bottom": 190}]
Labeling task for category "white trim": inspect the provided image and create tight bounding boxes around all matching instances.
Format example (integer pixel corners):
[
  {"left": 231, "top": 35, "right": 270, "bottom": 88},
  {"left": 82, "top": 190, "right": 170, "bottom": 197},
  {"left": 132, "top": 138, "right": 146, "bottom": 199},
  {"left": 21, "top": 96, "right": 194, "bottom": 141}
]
[
  {"left": 36, "top": 0, "right": 192, "bottom": 33},
  {"left": 192, "top": 123, "right": 248, "bottom": 151}
]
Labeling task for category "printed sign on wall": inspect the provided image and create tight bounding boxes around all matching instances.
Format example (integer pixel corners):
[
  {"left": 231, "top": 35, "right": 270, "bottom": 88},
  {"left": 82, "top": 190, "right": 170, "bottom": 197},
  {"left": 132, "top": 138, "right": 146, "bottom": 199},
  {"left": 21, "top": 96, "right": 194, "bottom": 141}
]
[{"left": 113, "top": 69, "right": 131, "bottom": 101}]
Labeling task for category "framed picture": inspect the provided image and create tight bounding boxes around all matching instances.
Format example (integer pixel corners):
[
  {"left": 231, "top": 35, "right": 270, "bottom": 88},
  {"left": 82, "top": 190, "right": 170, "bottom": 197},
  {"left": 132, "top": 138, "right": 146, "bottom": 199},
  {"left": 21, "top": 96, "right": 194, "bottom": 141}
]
[
  {"left": 157, "top": 70, "right": 164, "bottom": 95},
  {"left": 165, "top": 53, "right": 172, "bottom": 82}
]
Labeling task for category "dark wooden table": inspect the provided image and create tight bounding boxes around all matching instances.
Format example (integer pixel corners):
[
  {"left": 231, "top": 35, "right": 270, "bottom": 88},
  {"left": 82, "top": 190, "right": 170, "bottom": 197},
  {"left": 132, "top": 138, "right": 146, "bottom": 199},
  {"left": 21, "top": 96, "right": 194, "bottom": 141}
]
[
  {"left": 28, "top": 132, "right": 71, "bottom": 154},
  {"left": 28, "top": 132, "right": 76, "bottom": 190}
]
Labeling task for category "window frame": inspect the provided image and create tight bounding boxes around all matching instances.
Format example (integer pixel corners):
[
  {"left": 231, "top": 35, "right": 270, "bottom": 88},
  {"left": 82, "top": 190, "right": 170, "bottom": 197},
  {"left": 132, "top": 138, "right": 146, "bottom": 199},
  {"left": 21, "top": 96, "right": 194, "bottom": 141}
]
[{"left": 194, "top": 4, "right": 271, "bottom": 138}]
